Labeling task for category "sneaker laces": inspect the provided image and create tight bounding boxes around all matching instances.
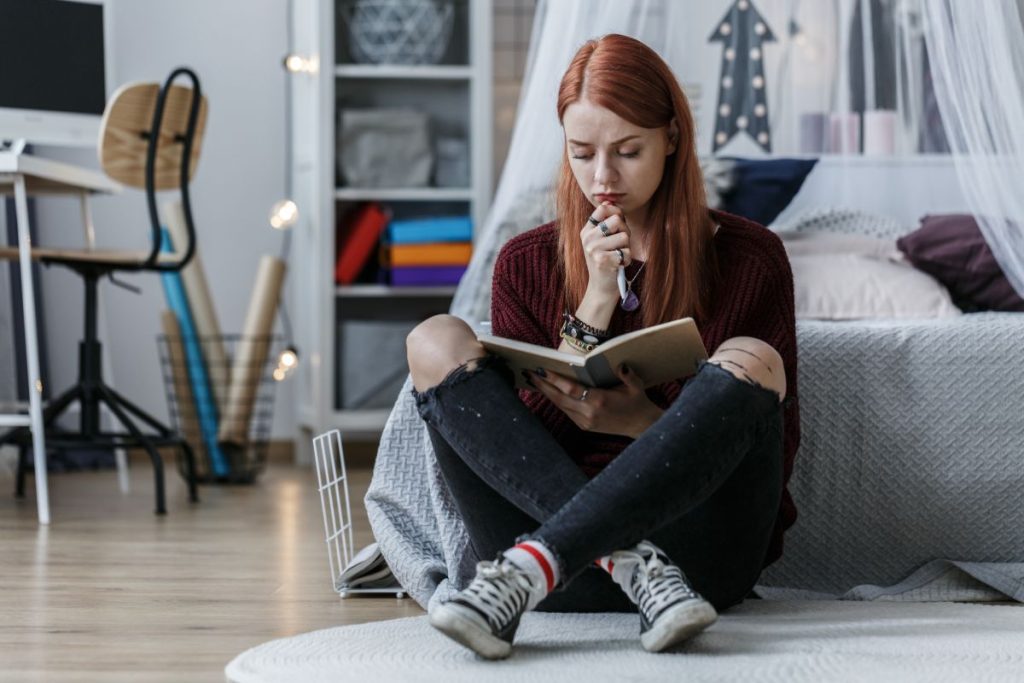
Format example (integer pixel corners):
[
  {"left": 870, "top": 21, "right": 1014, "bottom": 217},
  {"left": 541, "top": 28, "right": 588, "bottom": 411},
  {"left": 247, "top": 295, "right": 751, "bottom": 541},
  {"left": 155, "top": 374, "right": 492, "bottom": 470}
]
[
  {"left": 629, "top": 549, "right": 700, "bottom": 620},
  {"left": 455, "top": 559, "right": 536, "bottom": 631}
]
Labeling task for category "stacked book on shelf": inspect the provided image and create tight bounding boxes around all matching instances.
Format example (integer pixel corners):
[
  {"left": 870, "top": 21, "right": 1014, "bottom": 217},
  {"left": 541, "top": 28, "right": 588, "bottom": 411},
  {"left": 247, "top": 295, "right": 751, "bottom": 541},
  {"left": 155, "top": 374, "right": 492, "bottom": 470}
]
[
  {"left": 334, "top": 202, "right": 390, "bottom": 285},
  {"left": 382, "top": 213, "right": 473, "bottom": 286},
  {"left": 334, "top": 202, "right": 472, "bottom": 287}
]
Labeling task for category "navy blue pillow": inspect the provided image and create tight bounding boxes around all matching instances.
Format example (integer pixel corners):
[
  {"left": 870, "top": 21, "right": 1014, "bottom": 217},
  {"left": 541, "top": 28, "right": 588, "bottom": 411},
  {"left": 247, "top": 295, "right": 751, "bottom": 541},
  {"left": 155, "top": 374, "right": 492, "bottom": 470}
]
[{"left": 718, "top": 157, "right": 818, "bottom": 226}]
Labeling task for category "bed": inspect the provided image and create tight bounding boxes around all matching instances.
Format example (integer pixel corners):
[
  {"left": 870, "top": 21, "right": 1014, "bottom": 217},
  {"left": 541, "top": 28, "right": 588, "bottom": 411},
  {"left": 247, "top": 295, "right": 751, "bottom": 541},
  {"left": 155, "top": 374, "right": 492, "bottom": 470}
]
[{"left": 364, "top": 156, "right": 1024, "bottom": 612}]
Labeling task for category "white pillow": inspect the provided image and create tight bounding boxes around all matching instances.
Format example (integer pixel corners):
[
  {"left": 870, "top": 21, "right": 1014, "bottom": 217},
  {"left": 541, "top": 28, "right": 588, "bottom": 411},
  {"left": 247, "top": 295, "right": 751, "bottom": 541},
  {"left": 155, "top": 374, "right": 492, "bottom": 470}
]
[
  {"left": 771, "top": 206, "right": 910, "bottom": 240},
  {"left": 788, "top": 253, "right": 963, "bottom": 320},
  {"left": 779, "top": 229, "right": 904, "bottom": 261}
]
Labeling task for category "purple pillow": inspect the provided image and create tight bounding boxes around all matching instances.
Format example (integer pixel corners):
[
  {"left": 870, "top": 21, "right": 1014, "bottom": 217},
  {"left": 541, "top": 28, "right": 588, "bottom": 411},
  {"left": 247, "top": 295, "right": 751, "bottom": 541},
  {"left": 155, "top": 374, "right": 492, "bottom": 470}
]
[{"left": 896, "top": 214, "right": 1024, "bottom": 312}]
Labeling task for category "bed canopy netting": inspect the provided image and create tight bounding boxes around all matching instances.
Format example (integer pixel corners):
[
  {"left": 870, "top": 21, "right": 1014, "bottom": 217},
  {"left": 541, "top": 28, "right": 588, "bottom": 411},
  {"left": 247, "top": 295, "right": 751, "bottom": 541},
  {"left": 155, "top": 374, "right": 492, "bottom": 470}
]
[{"left": 450, "top": 0, "right": 1024, "bottom": 326}]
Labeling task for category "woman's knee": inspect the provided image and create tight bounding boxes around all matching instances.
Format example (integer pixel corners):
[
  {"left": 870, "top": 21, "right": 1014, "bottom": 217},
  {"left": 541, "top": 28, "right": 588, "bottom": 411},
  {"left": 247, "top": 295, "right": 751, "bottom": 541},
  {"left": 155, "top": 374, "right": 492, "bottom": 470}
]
[
  {"left": 406, "top": 314, "right": 486, "bottom": 392},
  {"left": 708, "top": 336, "right": 786, "bottom": 402}
]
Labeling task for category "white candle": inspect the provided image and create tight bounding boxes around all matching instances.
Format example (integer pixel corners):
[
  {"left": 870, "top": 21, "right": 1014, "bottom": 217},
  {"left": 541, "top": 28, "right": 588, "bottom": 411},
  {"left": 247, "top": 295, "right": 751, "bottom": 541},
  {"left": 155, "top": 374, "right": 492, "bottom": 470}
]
[
  {"left": 799, "top": 112, "right": 828, "bottom": 154},
  {"left": 828, "top": 111, "right": 861, "bottom": 154},
  {"left": 863, "top": 109, "right": 897, "bottom": 156}
]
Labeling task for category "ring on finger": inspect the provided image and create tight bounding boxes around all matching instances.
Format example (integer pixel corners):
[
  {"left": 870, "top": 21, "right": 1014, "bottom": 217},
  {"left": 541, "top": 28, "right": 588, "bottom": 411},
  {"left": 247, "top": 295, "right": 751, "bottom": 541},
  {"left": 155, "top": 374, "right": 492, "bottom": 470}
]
[
  {"left": 579, "top": 388, "right": 589, "bottom": 401},
  {"left": 588, "top": 216, "right": 600, "bottom": 226},
  {"left": 598, "top": 220, "right": 610, "bottom": 236},
  {"left": 616, "top": 248, "right": 624, "bottom": 264}
]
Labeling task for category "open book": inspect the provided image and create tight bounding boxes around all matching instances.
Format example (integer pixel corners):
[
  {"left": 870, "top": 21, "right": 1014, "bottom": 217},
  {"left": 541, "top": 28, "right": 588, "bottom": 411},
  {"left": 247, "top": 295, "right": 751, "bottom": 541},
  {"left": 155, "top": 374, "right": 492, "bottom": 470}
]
[
  {"left": 478, "top": 317, "right": 708, "bottom": 392},
  {"left": 337, "top": 542, "right": 402, "bottom": 591}
]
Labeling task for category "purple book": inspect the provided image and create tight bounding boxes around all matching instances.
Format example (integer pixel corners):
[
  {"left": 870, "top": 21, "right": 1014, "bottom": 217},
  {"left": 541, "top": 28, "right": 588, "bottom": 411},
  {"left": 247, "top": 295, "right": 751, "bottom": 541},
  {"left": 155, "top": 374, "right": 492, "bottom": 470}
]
[{"left": 389, "top": 265, "right": 467, "bottom": 286}]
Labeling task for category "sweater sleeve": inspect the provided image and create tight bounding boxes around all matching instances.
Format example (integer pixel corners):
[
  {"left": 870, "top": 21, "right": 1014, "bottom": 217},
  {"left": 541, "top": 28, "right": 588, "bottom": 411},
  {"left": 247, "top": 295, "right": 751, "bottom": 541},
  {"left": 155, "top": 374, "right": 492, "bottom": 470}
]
[
  {"left": 488, "top": 239, "right": 573, "bottom": 426},
  {"left": 737, "top": 238, "right": 801, "bottom": 533},
  {"left": 489, "top": 241, "right": 553, "bottom": 347}
]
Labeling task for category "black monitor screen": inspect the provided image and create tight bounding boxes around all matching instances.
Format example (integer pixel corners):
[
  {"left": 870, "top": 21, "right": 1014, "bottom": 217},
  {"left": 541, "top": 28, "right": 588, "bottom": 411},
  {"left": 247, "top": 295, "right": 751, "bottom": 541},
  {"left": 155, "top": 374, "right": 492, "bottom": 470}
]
[{"left": 0, "top": 0, "right": 105, "bottom": 115}]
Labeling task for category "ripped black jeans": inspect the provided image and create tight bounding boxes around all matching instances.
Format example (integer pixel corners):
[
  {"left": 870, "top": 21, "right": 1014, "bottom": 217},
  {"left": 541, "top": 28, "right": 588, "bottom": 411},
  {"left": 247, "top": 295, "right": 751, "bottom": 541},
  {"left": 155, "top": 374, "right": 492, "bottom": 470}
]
[{"left": 411, "top": 354, "right": 786, "bottom": 613}]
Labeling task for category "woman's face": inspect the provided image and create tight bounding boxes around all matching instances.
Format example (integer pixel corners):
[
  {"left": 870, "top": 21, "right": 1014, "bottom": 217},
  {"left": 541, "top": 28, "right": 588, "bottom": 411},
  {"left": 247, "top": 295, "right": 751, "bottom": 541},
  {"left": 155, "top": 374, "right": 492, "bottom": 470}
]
[{"left": 563, "top": 96, "right": 678, "bottom": 226}]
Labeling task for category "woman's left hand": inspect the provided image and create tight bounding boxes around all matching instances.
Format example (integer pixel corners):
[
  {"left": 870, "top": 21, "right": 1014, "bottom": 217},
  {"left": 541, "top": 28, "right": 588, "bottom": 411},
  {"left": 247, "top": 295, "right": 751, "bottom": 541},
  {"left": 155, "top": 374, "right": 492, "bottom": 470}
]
[{"left": 525, "top": 363, "right": 664, "bottom": 439}]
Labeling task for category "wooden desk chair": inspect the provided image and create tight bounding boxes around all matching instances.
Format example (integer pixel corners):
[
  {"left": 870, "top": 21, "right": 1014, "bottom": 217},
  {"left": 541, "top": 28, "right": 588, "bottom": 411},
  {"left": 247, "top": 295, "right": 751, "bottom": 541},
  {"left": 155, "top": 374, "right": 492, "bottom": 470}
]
[{"left": 0, "top": 67, "right": 208, "bottom": 514}]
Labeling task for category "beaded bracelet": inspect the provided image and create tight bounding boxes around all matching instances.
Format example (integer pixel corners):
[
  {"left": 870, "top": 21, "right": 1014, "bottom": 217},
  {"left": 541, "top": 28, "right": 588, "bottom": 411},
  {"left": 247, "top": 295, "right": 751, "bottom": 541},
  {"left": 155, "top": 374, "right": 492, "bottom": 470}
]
[
  {"left": 561, "top": 311, "right": 610, "bottom": 342},
  {"left": 560, "top": 318, "right": 605, "bottom": 347},
  {"left": 560, "top": 327, "right": 597, "bottom": 353}
]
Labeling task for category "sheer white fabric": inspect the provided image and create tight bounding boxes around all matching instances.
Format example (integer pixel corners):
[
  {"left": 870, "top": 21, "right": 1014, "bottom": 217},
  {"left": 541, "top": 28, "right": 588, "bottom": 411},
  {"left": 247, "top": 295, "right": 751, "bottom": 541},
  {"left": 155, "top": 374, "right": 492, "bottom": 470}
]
[
  {"left": 451, "top": 0, "right": 685, "bottom": 326},
  {"left": 450, "top": 0, "right": 1024, "bottom": 326},
  {"left": 920, "top": 0, "right": 1024, "bottom": 298}
]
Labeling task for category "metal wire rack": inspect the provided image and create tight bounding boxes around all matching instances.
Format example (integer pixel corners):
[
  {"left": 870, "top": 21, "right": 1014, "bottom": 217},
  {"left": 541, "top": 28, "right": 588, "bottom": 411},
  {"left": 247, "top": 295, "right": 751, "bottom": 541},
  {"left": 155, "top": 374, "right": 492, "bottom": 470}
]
[
  {"left": 157, "top": 333, "right": 280, "bottom": 484},
  {"left": 313, "top": 429, "right": 406, "bottom": 598}
]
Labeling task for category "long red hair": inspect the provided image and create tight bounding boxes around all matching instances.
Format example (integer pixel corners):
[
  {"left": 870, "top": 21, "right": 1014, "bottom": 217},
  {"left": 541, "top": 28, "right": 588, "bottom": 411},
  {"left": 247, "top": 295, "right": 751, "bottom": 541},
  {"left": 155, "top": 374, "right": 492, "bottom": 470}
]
[{"left": 556, "top": 34, "right": 718, "bottom": 326}]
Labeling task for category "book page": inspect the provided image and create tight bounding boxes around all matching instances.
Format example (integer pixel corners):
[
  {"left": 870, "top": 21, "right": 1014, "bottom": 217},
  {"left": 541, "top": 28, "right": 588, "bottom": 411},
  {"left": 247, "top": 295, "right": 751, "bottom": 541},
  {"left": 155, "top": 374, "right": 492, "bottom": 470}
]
[
  {"left": 477, "top": 334, "right": 591, "bottom": 390},
  {"left": 586, "top": 317, "right": 708, "bottom": 388}
]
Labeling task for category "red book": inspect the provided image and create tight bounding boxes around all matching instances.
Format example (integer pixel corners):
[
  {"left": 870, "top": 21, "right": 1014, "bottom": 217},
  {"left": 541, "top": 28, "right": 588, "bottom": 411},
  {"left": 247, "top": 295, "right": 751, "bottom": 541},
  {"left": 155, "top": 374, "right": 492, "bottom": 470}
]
[{"left": 335, "top": 203, "right": 390, "bottom": 285}]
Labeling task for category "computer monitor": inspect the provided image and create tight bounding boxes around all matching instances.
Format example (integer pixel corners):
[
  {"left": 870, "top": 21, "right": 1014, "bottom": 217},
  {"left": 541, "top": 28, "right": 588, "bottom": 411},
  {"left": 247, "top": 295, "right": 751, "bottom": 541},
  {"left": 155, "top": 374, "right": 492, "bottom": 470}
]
[{"left": 0, "top": 0, "right": 114, "bottom": 148}]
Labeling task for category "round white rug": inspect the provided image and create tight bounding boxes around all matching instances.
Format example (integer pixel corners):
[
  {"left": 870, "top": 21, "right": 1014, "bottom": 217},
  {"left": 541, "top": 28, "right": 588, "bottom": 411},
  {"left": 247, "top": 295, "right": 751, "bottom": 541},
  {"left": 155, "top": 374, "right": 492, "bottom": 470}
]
[{"left": 226, "top": 600, "right": 1024, "bottom": 682}]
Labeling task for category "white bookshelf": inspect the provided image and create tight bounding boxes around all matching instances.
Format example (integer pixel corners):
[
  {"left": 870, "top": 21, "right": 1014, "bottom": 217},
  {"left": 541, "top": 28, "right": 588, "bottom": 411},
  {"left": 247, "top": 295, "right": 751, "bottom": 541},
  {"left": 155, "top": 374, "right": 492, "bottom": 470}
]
[
  {"left": 334, "top": 64, "right": 474, "bottom": 79},
  {"left": 288, "top": 0, "right": 492, "bottom": 461},
  {"left": 336, "top": 284, "right": 459, "bottom": 298},
  {"left": 333, "top": 187, "right": 473, "bottom": 201}
]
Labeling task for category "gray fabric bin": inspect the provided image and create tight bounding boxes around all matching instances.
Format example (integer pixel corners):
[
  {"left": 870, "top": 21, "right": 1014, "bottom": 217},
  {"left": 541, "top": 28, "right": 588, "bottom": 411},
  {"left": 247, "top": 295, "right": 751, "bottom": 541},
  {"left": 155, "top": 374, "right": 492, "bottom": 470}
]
[{"left": 337, "top": 108, "right": 433, "bottom": 188}]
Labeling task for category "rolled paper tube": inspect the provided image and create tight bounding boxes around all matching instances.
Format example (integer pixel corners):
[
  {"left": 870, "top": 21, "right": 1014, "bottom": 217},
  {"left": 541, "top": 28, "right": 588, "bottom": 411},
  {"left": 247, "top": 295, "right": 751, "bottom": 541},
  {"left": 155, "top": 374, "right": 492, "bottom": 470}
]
[
  {"left": 160, "top": 311, "right": 203, "bottom": 458},
  {"left": 218, "top": 256, "right": 287, "bottom": 446},
  {"left": 165, "top": 199, "right": 229, "bottom": 415},
  {"left": 798, "top": 112, "right": 828, "bottom": 154},
  {"left": 863, "top": 109, "right": 897, "bottom": 156},
  {"left": 828, "top": 111, "right": 861, "bottom": 154}
]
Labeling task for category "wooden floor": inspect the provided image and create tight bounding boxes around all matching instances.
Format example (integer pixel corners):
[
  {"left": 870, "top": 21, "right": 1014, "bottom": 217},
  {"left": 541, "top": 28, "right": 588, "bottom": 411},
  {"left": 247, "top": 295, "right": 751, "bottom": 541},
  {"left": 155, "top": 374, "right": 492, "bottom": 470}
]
[{"left": 1, "top": 459, "right": 423, "bottom": 682}]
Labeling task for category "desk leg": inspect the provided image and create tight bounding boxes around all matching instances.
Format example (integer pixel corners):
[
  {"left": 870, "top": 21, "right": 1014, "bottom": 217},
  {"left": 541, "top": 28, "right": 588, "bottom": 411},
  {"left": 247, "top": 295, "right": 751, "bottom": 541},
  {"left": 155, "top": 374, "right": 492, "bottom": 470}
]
[{"left": 14, "top": 176, "right": 50, "bottom": 525}]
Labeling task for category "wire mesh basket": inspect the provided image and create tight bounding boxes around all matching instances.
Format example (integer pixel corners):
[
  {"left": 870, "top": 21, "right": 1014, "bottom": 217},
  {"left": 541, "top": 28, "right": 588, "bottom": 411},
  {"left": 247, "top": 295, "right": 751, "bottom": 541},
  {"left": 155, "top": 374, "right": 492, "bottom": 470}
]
[
  {"left": 157, "top": 333, "right": 281, "bottom": 484},
  {"left": 313, "top": 429, "right": 406, "bottom": 598}
]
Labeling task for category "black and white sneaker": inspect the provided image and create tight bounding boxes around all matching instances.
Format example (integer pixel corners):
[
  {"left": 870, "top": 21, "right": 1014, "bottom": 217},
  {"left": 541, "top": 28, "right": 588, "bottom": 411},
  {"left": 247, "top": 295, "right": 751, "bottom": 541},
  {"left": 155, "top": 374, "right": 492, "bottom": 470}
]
[
  {"left": 428, "top": 557, "right": 546, "bottom": 660},
  {"left": 611, "top": 540, "right": 718, "bottom": 652}
]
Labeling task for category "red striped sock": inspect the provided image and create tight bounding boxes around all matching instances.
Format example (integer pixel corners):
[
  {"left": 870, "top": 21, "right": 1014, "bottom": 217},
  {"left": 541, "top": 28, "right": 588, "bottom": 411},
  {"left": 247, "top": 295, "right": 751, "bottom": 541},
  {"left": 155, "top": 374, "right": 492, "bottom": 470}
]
[
  {"left": 593, "top": 555, "right": 615, "bottom": 574},
  {"left": 503, "top": 540, "right": 559, "bottom": 594}
]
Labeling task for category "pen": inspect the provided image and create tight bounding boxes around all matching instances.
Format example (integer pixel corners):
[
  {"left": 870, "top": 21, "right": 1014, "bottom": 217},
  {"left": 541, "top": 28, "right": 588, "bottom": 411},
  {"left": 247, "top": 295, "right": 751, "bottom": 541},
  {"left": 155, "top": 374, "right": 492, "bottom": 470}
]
[{"left": 617, "top": 265, "right": 627, "bottom": 303}]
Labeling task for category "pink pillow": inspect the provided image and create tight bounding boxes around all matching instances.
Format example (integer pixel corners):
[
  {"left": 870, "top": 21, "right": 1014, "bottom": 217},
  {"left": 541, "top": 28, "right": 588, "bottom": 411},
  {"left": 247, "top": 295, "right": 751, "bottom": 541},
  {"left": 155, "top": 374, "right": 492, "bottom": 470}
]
[{"left": 896, "top": 214, "right": 1024, "bottom": 312}]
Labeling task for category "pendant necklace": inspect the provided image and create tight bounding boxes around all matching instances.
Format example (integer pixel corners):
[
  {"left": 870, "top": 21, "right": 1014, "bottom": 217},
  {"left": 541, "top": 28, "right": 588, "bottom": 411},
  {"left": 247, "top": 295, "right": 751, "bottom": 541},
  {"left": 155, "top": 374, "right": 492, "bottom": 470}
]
[{"left": 620, "top": 260, "right": 646, "bottom": 312}]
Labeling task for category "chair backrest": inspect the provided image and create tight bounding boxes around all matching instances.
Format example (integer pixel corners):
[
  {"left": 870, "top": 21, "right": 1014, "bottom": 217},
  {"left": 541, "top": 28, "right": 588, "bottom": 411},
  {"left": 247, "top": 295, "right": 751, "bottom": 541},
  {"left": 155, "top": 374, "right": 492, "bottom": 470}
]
[
  {"left": 99, "top": 82, "right": 208, "bottom": 189},
  {"left": 97, "top": 68, "right": 207, "bottom": 271}
]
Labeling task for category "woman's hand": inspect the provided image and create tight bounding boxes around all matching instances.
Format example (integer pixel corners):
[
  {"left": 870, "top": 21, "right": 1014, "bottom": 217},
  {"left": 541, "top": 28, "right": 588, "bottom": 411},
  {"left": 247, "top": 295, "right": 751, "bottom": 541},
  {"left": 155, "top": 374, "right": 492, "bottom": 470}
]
[
  {"left": 582, "top": 202, "right": 633, "bottom": 302},
  {"left": 523, "top": 363, "right": 664, "bottom": 439}
]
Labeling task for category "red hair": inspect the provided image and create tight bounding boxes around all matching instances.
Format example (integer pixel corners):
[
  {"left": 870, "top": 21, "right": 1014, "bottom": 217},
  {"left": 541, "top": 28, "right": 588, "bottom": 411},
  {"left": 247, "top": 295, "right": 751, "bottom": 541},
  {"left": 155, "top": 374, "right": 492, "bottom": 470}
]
[{"left": 555, "top": 34, "right": 718, "bottom": 326}]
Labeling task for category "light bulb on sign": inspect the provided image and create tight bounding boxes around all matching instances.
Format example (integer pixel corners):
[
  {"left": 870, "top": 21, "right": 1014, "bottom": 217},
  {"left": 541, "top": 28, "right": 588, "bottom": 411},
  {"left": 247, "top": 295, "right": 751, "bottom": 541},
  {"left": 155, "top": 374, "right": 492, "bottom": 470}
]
[{"left": 269, "top": 199, "right": 298, "bottom": 230}]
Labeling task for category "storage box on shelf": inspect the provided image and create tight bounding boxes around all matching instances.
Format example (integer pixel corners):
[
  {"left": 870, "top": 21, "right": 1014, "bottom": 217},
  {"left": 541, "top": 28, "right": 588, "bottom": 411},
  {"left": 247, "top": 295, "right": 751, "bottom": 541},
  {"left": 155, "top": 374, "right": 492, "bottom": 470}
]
[{"left": 288, "top": 0, "right": 491, "bottom": 454}]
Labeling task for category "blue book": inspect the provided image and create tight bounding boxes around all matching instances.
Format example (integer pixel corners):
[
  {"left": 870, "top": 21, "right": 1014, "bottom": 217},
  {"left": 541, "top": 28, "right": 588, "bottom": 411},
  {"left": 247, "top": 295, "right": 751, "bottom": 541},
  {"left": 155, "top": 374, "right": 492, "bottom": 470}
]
[
  {"left": 159, "top": 229, "right": 230, "bottom": 477},
  {"left": 388, "top": 216, "right": 472, "bottom": 244}
]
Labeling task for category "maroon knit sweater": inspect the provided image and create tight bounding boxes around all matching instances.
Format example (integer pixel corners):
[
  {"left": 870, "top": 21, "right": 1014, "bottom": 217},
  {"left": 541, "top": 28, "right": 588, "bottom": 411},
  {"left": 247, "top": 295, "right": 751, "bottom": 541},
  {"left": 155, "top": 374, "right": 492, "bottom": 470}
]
[{"left": 489, "top": 208, "right": 800, "bottom": 569}]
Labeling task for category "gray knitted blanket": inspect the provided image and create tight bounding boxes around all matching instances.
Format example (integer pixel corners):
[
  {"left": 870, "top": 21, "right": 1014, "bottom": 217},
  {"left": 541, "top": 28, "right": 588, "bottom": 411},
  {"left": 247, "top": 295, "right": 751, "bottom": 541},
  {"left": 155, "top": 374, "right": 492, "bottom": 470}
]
[{"left": 365, "top": 313, "right": 1024, "bottom": 611}]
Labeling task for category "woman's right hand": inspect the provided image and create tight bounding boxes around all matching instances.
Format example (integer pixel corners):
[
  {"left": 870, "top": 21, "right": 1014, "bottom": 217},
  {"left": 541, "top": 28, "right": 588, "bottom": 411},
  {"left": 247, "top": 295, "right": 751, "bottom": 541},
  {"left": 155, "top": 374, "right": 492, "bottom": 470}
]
[{"left": 581, "top": 202, "right": 632, "bottom": 302}]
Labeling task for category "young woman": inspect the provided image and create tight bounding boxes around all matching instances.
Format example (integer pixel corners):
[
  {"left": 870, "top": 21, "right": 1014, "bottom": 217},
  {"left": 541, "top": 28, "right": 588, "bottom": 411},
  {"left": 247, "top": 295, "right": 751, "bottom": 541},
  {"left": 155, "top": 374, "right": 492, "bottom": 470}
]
[{"left": 406, "top": 34, "right": 799, "bottom": 660}]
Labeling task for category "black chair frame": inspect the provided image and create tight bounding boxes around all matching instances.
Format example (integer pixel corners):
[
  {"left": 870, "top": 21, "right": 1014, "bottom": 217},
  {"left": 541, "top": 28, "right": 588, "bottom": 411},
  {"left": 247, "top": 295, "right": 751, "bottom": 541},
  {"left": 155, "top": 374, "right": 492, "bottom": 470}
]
[{"left": 2, "top": 67, "right": 207, "bottom": 514}]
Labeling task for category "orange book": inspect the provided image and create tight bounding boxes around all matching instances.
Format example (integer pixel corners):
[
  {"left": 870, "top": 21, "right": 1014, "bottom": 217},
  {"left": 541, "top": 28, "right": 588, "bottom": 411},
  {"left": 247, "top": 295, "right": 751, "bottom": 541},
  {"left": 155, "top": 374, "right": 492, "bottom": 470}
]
[
  {"left": 386, "top": 242, "right": 472, "bottom": 267},
  {"left": 335, "top": 203, "right": 390, "bottom": 284}
]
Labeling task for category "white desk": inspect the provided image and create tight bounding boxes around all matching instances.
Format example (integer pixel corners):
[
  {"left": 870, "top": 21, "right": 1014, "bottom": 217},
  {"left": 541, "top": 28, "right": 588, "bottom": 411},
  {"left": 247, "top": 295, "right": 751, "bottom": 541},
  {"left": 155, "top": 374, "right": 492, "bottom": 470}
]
[{"left": 0, "top": 151, "right": 120, "bottom": 524}]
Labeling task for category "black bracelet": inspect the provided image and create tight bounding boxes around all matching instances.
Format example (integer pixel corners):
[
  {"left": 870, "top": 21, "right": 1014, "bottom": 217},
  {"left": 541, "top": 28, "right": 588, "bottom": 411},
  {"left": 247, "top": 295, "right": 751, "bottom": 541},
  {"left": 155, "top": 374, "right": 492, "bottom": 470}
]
[
  {"left": 560, "top": 327, "right": 597, "bottom": 353},
  {"left": 561, "top": 311, "right": 610, "bottom": 341},
  {"left": 560, "top": 319, "right": 605, "bottom": 346}
]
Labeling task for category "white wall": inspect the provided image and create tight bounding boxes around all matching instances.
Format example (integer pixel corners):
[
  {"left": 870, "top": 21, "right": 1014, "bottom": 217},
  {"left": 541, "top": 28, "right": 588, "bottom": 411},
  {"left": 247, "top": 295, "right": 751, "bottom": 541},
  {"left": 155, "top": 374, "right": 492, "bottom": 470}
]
[{"left": 32, "top": 0, "right": 295, "bottom": 440}]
